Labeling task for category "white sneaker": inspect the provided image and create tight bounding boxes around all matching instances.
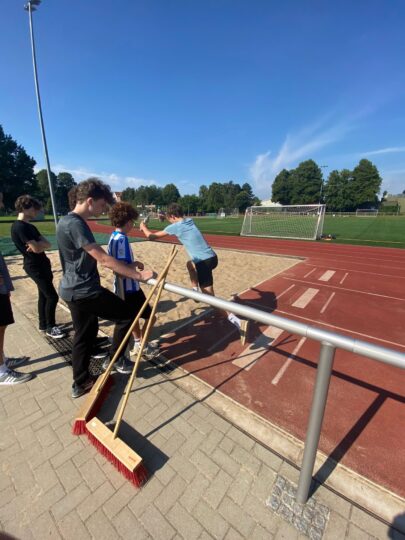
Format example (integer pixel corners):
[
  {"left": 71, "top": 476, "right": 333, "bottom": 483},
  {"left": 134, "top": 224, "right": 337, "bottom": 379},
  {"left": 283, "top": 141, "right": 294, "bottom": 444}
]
[
  {"left": 46, "top": 326, "right": 66, "bottom": 339},
  {"left": 130, "top": 342, "right": 159, "bottom": 359},
  {"left": 0, "top": 368, "right": 33, "bottom": 385}
]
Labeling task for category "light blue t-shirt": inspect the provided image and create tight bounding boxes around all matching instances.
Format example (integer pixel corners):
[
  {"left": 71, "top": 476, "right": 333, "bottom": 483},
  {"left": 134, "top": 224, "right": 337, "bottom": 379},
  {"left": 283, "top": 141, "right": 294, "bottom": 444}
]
[{"left": 164, "top": 218, "right": 216, "bottom": 263}]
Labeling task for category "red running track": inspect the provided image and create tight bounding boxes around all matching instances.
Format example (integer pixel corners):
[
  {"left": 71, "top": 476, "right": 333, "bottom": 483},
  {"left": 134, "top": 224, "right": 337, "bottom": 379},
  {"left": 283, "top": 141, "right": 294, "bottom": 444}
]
[{"left": 90, "top": 222, "right": 405, "bottom": 498}]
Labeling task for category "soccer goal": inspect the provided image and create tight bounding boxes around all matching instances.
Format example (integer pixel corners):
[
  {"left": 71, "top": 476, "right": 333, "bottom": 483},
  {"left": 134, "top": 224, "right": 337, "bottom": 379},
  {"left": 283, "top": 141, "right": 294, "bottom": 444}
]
[
  {"left": 240, "top": 204, "right": 326, "bottom": 240},
  {"left": 217, "top": 207, "right": 239, "bottom": 219},
  {"left": 355, "top": 209, "right": 378, "bottom": 217}
]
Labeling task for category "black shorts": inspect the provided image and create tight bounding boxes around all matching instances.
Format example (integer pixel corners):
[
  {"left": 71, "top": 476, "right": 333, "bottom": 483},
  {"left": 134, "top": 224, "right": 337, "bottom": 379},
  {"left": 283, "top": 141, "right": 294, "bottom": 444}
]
[
  {"left": 195, "top": 255, "right": 218, "bottom": 288},
  {"left": 124, "top": 289, "right": 152, "bottom": 319},
  {"left": 0, "top": 294, "right": 14, "bottom": 326}
]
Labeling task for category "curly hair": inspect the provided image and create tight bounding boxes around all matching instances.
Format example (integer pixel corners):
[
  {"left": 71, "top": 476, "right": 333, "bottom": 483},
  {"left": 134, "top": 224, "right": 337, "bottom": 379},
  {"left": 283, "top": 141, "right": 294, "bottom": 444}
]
[
  {"left": 15, "top": 195, "right": 42, "bottom": 212},
  {"left": 109, "top": 202, "right": 139, "bottom": 228},
  {"left": 69, "top": 178, "right": 115, "bottom": 209}
]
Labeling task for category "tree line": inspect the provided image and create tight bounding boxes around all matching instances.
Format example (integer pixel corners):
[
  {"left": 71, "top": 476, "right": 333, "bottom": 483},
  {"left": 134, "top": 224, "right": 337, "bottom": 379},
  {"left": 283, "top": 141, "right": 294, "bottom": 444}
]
[
  {"left": 121, "top": 181, "right": 260, "bottom": 214},
  {"left": 272, "top": 159, "right": 383, "bottom": 211}
]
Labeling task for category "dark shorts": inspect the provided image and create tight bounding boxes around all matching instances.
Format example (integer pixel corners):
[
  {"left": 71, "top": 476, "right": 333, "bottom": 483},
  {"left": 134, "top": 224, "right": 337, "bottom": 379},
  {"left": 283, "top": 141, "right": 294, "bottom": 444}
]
[
  {"left": 195, "top": 255, "right": 218, "bottom": 288},
  {"left": 0, "top": 294, "right": 14, "bottom": 326},
  {"left": 124, "top": 289, "right": 152, "bottom": 319}
]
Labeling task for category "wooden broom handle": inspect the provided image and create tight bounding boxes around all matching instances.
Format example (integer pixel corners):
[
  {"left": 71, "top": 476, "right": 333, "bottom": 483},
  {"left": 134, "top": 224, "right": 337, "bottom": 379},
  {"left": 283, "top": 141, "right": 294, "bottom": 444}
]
[
  {"left": 113, "top": 252, "right": 175, "bottom": 438},
  {"left": 95, "top": 245, "right": 177, "bottom": 392}
]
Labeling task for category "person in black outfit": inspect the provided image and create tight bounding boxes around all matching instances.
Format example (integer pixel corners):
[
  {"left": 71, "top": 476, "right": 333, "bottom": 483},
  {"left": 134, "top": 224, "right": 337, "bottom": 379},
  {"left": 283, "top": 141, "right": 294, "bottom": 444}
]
[
  {"left": 11, "top": 195, "right": 66, "bottom": 339},
  {"left": 56, "top": 178, "right": 154, "bottom": 398}
]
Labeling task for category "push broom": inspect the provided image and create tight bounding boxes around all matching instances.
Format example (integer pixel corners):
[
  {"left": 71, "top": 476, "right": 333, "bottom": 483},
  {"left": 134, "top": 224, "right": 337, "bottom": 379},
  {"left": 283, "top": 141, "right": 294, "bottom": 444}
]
[
  {"left": 72, "top": 245, "right": 177, "bottom": 435},
  {"left": 85, "top": 249, "right": 176, "bottom": 486}
]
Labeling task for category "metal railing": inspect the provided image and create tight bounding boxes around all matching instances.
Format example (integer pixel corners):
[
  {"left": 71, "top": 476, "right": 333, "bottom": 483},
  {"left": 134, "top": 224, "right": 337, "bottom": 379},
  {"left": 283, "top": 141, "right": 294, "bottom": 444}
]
[{"left": 146, "top": 277, "right": 405, "bottom": 504}]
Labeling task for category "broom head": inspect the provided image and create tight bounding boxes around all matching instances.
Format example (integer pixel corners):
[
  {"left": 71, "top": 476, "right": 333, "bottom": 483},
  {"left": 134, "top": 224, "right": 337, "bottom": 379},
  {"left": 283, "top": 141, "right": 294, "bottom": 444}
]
[
  {"left": 86, "top": 417, "right": 148, "bottom": 487},
  {"left": 72, "top": 376, "right": 114, "bottom": 435}
]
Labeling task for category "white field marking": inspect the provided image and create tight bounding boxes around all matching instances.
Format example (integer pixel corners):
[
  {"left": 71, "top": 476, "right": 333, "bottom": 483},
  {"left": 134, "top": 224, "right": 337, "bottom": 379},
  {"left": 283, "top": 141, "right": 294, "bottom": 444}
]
[
  {"left": 276, "top": 284, "right": 295, "bottom": 300},
  {"left": 340, "top": 272, "right": 348, "bottom": 285},
  {"left": 319, "top": 270, "right": 335, "bottom": 282},
  {"left": 271, "top": 337, "right": 307, "bottom": 385},
  {"left": 304, "top": 268, "right": 316, "bottom": 278},
  {"left": 275, "top": 309, "right": 405, "bottom": 350},
  {"left": 232, "top": 327, "right": 284, "bottom": 371},
  {"left": 304, "top": 262, "right": 405, "bottom": 277},
  {"left": 208, "top": 328, "right": 238, "bottom": 353},
  {"left": 320, "top": 292, "right": 335, "bottom": 314},
  {"left": 292, "top": 288, "right": 319, "bottom": 309},
  {"left": 282, "top": 276, "right": 405, "bottom": 302}
]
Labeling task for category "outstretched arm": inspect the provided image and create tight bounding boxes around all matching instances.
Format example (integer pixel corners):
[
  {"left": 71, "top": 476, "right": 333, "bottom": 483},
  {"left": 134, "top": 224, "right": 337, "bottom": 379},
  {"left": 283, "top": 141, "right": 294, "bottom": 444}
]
[{"left": 139, "top": 221, "right": 169, "bottom": 241}]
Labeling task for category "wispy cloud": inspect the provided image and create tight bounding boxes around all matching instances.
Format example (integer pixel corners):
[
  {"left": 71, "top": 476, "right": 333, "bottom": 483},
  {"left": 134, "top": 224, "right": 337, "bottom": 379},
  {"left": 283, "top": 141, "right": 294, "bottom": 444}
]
[
  {"left": 249, "top": 115, "right": 353, "bottom": 198},
  {"left": 361, "top": 146, "right": 405, "bottom": 157},
  {"left": 35, "top": 164, "right": 160, "bottom": 190}
]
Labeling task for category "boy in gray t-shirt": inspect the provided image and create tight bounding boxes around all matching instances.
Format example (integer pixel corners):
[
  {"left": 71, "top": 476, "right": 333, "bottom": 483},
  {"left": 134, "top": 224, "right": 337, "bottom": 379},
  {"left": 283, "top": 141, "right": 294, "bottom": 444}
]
[{"left": 56, "top": 178, "right": 154, "bottom": 398}]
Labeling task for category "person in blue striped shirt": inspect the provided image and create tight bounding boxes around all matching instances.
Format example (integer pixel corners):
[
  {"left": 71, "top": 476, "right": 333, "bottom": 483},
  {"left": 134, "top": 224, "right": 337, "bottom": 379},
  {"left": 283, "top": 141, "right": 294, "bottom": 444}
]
[{"left": 108, "top": 202, "right": 158, "bottom": 358}]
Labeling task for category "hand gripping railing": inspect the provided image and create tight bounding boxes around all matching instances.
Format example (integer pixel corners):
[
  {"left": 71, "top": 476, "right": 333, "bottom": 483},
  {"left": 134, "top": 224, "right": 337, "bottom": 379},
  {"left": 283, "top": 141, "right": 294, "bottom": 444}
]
[{"left": 145, "top": 277, "right": 405, "bottom": 504}]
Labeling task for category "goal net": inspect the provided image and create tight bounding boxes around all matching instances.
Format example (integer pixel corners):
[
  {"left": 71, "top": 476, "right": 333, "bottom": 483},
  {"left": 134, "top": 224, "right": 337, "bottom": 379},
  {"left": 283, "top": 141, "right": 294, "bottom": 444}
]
[
  {"left": 240, "top": 204, "right": 326, "bottom": 240},
  {"left": 355, "top": 209, "right": 378, "bottom": 217},
  {"left": 217, "top": 207, "right": 239, "bottom": 219}
]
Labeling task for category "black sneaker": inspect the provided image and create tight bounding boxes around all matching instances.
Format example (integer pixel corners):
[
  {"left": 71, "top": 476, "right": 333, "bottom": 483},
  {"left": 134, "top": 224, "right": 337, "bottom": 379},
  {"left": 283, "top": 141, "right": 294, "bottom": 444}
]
[
  {"left": 46, "top": 326, "right": 66, "bottom": 339},
  {"left": 71, "top": 379, "right": 94, "bottom": 399},
  {"left": 5, "top": 356, "right": 29, "bottom": 369},
  {"left": 91, "top": 348, "right": 109, "bottom": 360},
  {"left": 115, "top": 356, "right": 133, "bottom": 374}
]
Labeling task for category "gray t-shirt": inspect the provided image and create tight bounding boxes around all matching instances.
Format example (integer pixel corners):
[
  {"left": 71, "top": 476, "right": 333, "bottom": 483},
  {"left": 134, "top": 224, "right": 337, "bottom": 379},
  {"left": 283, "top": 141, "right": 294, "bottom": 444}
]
[{"left": 56, "top": 213, "right": 101, "bottom": 301}]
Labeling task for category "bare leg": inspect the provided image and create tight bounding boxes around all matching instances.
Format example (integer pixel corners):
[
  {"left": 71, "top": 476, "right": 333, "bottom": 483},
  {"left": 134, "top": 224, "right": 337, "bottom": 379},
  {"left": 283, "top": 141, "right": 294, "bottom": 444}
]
[{"left": 186, "top": 260, "right": 199, "bottom": 289}]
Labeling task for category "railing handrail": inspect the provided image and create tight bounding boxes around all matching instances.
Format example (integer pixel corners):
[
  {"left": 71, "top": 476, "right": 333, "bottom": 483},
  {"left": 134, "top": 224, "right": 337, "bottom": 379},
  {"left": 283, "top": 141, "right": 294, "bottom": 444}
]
[{"left": 146, "top": 278, "right": 405, "bottom": 369}]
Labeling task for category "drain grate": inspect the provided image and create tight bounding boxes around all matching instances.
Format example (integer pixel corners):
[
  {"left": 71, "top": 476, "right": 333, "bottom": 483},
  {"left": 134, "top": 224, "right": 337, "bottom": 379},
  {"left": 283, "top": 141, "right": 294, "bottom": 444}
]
[{"left": 45, "top": 335, "right": 108, "bottom": 377}]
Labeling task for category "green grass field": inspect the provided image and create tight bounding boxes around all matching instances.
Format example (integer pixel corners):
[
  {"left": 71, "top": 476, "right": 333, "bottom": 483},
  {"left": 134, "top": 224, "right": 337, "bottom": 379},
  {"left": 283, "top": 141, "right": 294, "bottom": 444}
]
[{"left": 1, "top": 215, "right": 404, "bottom": 253}]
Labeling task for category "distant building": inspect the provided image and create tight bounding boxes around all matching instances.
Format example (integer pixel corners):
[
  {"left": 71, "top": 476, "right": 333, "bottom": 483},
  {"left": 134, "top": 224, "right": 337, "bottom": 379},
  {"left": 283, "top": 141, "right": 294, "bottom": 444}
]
[
  {"left": 382, "top": 195, "right": 405, "bottom": 213},
  {"left": 113, "top": 192, "right": 122, "bottom": 202}
]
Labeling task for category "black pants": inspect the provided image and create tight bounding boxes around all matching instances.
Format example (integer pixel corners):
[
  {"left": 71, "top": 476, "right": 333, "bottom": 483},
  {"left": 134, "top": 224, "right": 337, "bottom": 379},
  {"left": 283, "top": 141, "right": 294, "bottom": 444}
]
[
  {"left": 25, "top": 266, "right": 59, "bottom": 330},
  {"left": 67, "top": 287, "right": 134, "bottom": 386}
]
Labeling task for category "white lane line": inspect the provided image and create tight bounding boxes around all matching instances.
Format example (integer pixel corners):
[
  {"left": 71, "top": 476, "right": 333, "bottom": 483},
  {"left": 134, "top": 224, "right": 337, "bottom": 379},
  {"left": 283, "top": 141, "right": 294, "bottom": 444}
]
[
  {"left": 304, "top": 268, "right": 316, "bottom": 278},
  {"left": 319, "top": 270, "right": 335, "bottom": 282},
  {"left": 276, "top": 284, "right": 295, "bottom": 300},
  {"left": 271, "top": 337, "right": 307, "bottom": 385},
  {"left": 275, "top": 309, "right": 405, "bottom": 349},
  {"left": 340, "top": 272, "right": 348, "bottom": 285},
  {"left": 320, "top": 292, "right": 335, "bottom": 314},
  {"left": 292, "top": 288, "right": 319, "bottom": 309},
  {"left": 232, "top": 327, "right": 284, "bottom": 371}
]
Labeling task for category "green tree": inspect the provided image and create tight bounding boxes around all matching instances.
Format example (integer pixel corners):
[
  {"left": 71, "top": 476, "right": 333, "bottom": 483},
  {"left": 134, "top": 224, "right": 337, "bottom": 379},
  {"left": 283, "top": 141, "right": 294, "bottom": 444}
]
[
  {"left": 206, "top": 182, "right": 225, "bottom": 212},
  {"left": 235, "top": 191, "right": 251, "bottom": 212},
  {"left": 324, "top": 169, "right": 353, "bottom": 211},
  {"left": 198, "top": 185, "right": 209, "bottom": 212},
  {"left": 0, "top": 125, "right": 36, "bottom": 211},
  {"left": 289, "top": 160, "right": 323, "bottom": 205},
  {"left": 161, "top": 183, "right": 180, "bottom": 205},
  {"left": 56, "top": 172, "right": 76, "bottom": 215},
  {"left": 271, "top": 169, "right": 292, "bottom": 204},
  {"left": 179, "top": 194, "right": 200, "bottom": 215},
  {"left": 351, "top": 159, "right": 382, "bottom": 208}
]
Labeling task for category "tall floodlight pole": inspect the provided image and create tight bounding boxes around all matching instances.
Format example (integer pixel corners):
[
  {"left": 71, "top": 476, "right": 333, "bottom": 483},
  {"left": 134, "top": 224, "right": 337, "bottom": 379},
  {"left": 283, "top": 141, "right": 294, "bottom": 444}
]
[
  {"left": 319, "top": 165, "right": 328, "bottom": 204},
  {"left": 24, "top": 0, "right": 58, "bottom": 226}
]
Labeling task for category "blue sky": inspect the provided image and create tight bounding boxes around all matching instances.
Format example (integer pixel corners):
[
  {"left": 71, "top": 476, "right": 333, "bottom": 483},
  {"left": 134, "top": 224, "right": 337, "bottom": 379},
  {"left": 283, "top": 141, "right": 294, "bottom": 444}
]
[{"left": 1, "top": 0, "right": 405, "bottom": 199}]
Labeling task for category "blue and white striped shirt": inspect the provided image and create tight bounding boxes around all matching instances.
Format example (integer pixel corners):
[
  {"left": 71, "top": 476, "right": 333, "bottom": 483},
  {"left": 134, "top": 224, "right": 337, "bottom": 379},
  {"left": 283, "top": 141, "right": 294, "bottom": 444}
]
[{"left": 108, "top": 231, "right": 139, "bottom": 294}]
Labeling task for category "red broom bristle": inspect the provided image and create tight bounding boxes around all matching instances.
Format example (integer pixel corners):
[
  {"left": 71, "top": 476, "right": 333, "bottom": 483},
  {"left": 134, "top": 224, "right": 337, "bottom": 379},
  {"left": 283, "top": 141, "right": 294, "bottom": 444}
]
[
  {"left": 86, "top": 431, "right": 148, "bottom": 487},
  {"left": 72, "top": 419, "right": 86, "bottom": 435}
]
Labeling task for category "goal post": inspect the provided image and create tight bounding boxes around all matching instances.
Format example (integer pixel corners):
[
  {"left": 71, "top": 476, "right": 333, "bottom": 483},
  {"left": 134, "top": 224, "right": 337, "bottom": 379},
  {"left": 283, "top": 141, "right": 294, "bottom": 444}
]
[
  {"left": 240, "top": 204, "right": 326, "bottom": 240},
  {"left": 355, "top": 209, "right": 378, "bottom": 217}
]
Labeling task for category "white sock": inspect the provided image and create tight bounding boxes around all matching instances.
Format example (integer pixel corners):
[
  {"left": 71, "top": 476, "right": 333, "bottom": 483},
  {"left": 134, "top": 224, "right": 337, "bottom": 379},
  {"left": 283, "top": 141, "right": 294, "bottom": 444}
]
[
  {"left": 192, "top": 286, "right": 199, "bottom": 292},
  {"left": 228, "top": 313, "right": 241, "bottom": 329}
]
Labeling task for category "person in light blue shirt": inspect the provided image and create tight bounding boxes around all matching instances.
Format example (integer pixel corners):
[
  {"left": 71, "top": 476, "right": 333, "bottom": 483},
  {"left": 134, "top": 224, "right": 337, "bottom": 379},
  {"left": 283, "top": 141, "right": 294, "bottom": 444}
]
[{"left": 140, "top": 203, "right": 249, "bottom": 343}]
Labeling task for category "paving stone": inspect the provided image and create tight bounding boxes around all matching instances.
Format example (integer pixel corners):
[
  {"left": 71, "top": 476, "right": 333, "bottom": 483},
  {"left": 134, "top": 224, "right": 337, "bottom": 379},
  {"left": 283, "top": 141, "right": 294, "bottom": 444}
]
[
  {"left": 179, "top": 473, "right": 211, "bottom": 513},
  {"left": 218, "top": 496, "right": 256, "bottom": 538},
  {"left": 219, "top": 436, "right": 235, "bottom": 454},
  {"left": 112, "top": 507, "right": 150, "bottom": 540},
  {"left": 103, "top": 480, "right": 139, "bottom": 519},
  {"left": 51, "top": 482, "right": 91, "bottom": 520},
  {"left": 178, "top": 429, "right": 206, "bottom": 458},
  {"left": 154, "top": 464, "right": 176, "bottom": 486},
  {"left": 139, "top": 504, "right": 176, "bottom": 540},
  {"left": 77, "top": 481, "right": 115, "bottom": 521},
  {"left": 168, "top": 453, "right": 198, "bottom": 483},
  {"left": 346, "top": 523, "right": 371, "bottom": 539},
  {"left": 55, "top": 460, "right": 83, "bottom": 493},
  {"left": 350, "top": 506, "right": 390, "bottom": 538},
  {"left": 324, "top": 511, "right": 348, "bottom": 539},
  {"left": 230, "top": 445, "right": 261, "bottom": 476},
  {"left": 191, "top": 449, "right": 221, "bottom": 479},
  {"left": 78, "top": 458, "right": 106, "bottom": 492},
  {"left": 30, "top": 511, "right": 62, "bottom": 540},
  {"left": 128, "top": 477, "right": 165, "bottom": 518},
  {"left": 203, "top": 470, "right": 233, "bottom": 509},
  {"left": 51, "top": 439, "right": 84, "bottom": 469},
  {"left": 86, "top": 508, "right": 119, "bottom": 540},
  {"left": 227, "top": 467, "right": 254, "bottom": 506},
  {"left": 194, "top": 500, "right": 229, "bottom": 539},
  {"left": 57, "top": 509, "right": 91, "bottom": 540},
  {"left": 166, "top": 502, "right": 203, "bottom": 540},
  {"left": 155, "top": 474, "right": 187, "bottom": 515},
  {"left": 33, "top": 460, "right": 60, "bottom": 494},
  {"left": 211, "top": 448, "right": 240, "bottom": 478},
  {"left": 199, "top": 429, "right": 224, "bottom": 454}
]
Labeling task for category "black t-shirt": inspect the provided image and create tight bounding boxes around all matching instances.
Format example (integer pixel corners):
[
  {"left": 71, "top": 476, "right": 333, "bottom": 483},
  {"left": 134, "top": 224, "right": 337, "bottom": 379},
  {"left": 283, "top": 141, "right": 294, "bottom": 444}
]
[{"left": 11, "top": 220, "right": 50, "bottom": 271}]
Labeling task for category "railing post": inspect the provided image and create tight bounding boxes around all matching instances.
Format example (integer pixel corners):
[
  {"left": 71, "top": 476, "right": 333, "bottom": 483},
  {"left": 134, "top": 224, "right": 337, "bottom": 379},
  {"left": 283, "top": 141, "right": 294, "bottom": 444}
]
[{"left": 296, "top": 341, "right": 336, "bottom": 504}]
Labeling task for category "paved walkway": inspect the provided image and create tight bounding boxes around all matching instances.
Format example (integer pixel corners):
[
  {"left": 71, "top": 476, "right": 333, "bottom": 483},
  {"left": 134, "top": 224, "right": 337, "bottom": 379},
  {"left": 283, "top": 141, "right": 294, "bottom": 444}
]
[{"left": 1, "top": 302, "right": 403, "bottom": 540}]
